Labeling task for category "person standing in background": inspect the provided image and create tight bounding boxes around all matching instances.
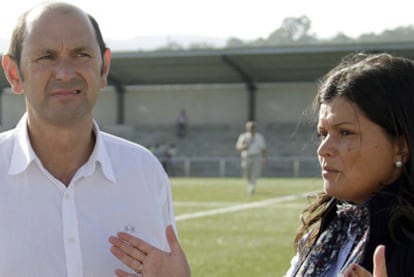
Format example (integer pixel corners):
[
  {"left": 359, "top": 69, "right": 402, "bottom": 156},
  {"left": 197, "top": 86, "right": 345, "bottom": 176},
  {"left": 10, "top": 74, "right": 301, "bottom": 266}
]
[
  {"left": 176, "top": 108, "right": 188, "bottom": 138},
  {"left": 236, "top": 121, "right": 267, "bottom": 194}
]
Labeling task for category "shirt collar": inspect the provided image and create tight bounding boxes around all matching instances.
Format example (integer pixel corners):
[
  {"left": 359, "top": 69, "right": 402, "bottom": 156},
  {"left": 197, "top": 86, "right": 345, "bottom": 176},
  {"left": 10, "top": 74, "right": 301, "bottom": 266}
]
[
  {"left": 8, "top": 114, "right": 116, "bottom": 183},
  {"left": 91, "top": 121, "right": 116, "bottom": 183},
  {"left": 8, "top": 114, "right": 36, "bottom": 175}
]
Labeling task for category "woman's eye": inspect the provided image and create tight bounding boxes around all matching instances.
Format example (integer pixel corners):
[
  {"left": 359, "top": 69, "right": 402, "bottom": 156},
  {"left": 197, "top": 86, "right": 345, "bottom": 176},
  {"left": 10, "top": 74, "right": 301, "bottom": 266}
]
[
  {"left": 317, "top": 131, "right": 327, "bottom": 140},
  {"left": 340, "top": 130, "right": 352, "bottom": 136}
]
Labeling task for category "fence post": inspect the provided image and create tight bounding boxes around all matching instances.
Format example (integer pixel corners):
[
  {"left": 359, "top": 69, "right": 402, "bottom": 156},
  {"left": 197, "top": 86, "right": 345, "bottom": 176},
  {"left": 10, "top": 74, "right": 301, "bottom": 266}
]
[
  {"left": 219, "top": 159, "right": 226, "bottom": 177},
  {"left": 293, "top": 159, "right": 300, "bottom": 177},
  {"left": 184, "top": 159, "right": 191, "bottom": 177}
]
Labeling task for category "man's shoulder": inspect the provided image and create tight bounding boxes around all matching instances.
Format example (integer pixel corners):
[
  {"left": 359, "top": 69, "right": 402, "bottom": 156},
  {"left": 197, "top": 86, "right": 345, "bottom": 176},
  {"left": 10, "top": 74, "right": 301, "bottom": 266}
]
[
  {"left": 99, "top": 131, "right": 155, "bottom": 158},
  {"left": 0, "top": 129, "right": 17, "bottom": 166},
  {"left": 100, "top": 131, "right": 145, "bottom": 150},
  {"left": 0, "top": 128, "right": 17, "bottom": 144}
]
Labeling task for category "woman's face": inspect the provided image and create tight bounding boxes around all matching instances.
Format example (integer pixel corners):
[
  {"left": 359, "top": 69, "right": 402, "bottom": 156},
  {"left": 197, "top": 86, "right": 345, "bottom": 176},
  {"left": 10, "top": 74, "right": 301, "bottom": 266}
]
[{"left": 317, "top": 96, "right": 403, "bottom": 203}]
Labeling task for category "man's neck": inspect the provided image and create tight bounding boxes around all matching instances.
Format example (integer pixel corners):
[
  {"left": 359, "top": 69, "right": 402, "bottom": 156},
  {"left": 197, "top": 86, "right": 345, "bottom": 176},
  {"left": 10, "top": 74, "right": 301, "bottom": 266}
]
[{"left": 27, "top": 119, "right": 96, "bottom": 186}]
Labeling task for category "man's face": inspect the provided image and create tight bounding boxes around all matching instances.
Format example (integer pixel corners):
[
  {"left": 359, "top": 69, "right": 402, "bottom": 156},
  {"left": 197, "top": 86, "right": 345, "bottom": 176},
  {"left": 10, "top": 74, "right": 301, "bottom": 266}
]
[
  {"left": 17, "top": 7, "right": 110, "bottom": 127},
  {"left": 247, "top": 124, "right": 255, "bottom": 134}
]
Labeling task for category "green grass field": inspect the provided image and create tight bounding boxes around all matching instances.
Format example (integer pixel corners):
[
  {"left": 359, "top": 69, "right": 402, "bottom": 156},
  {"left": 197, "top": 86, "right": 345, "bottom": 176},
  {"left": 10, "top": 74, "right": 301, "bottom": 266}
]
[{"left": 170, "top": 177, "right": 322, "bottom": 277}]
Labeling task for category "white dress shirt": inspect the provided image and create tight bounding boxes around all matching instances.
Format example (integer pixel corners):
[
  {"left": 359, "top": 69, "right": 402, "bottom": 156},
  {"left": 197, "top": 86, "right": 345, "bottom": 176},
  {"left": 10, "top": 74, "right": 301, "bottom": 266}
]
[{"left": 0, "top": 114, "right": 176, "bottom": 277}]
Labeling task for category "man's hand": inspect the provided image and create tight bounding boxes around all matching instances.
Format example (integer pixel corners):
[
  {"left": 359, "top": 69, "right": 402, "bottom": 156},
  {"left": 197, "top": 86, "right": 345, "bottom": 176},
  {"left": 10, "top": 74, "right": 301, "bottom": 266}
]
[{"left": 109, "top": 225, "right": 191, "bottom": 277}]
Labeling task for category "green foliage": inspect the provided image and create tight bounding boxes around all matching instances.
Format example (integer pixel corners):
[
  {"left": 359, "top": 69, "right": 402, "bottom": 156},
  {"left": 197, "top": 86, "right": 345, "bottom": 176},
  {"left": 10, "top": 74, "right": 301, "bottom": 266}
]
[
  {"left": 171, "top": 177, "right": 322, "bottom": 277},
  {"left": 151, "top": 16, "right": 414, "bottom": 51}
]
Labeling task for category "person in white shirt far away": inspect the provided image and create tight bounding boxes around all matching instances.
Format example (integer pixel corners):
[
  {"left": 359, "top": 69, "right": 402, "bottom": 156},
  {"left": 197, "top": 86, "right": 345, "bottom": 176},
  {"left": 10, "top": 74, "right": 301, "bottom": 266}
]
[{"left": 236, "top": 121, "right": 267, "bottom": 194}]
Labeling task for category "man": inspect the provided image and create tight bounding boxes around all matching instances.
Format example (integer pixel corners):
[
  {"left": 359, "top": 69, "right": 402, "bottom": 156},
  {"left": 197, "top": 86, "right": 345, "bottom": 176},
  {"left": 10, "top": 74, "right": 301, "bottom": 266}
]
[
  {"left": 1, "top": 2, "right": 189, "bottom": 276},
  {"left": 236, "top": 121, "right": 267, "bottom": 194}
]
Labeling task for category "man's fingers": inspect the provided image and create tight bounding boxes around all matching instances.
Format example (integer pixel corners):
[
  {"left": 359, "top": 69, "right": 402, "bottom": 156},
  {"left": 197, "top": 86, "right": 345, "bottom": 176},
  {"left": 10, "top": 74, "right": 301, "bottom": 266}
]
[
  {"left": 116, "top": 232, "right": 154, "bottom": 254},
  {"left": 110, "top": 236, "right": 146, "bottom": 258},
  {"left": 166, "top": 225, "right": 177, "bottom": 243},
  {"left": 166, "top": 225, "right": 182, "bottom": 254}
]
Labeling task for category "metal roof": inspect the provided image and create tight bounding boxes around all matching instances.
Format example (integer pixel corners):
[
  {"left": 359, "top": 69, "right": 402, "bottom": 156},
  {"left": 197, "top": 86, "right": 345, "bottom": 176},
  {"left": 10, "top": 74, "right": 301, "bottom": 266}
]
[
  {"left": 107, "top": 42, "right": 414, "bottom": 88},
  {"left": 2, "top": 42, "right": 414, "bottom": 89}
]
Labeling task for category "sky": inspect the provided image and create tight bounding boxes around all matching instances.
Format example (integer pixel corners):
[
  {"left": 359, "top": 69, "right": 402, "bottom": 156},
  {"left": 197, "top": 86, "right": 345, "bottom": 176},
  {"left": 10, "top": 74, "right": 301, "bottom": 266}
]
[{"left": 1, "top": 0, "right": 414, "bottom": 51}]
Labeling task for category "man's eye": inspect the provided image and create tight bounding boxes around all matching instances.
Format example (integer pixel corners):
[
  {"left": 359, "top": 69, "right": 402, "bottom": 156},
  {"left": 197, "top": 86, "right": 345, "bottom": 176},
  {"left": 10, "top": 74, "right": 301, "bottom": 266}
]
[
  {"left": 76, "top": 52, "right": 91, "bottom": 58},
  {"left": 37, "top": 54, "right": 53, "bottom": 60}
]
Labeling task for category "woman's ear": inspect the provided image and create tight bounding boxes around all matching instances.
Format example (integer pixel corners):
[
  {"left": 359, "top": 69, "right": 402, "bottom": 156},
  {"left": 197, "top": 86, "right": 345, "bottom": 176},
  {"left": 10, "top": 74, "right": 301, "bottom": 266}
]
[
  {"left": 1, "top": 54, "right": 24, "bottom": 94},
  {"left": 396, "top": 135, "right": 409, "bottom": 163}
]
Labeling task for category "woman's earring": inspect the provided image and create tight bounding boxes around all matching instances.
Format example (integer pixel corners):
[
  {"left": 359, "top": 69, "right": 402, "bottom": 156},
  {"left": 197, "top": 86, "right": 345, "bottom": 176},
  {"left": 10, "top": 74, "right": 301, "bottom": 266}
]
[{"left": 395, "top": 160, "right": 403, "bottom": 168}]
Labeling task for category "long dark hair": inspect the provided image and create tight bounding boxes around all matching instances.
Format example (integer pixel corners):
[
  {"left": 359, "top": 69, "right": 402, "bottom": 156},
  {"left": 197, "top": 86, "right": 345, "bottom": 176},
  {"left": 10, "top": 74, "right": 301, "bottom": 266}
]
[{"left": 295, "top": 52, "right": 414, "bottom": 249}]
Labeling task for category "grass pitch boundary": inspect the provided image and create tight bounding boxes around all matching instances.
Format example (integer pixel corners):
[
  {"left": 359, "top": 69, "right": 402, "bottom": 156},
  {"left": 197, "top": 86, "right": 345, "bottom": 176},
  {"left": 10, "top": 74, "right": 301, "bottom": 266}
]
[{"left": 175, "top": 190, "right": 320, "bottom": 221}]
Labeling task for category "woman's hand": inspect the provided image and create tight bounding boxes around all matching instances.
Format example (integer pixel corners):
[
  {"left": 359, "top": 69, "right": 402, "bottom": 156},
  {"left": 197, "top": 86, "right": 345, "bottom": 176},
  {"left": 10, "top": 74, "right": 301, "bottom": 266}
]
[
  {"left": 343, "top": 245, "right": 387, "bottom": 277},
  {"left": 108, "top": 225, "right": 191, "bottom": 277}
]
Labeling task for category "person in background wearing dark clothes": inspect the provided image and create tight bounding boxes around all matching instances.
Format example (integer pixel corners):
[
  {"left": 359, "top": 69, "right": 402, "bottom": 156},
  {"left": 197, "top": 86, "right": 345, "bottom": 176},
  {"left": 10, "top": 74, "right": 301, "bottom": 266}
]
[{"left": 176, "top": 108, "right": 188, "bottom": 138}]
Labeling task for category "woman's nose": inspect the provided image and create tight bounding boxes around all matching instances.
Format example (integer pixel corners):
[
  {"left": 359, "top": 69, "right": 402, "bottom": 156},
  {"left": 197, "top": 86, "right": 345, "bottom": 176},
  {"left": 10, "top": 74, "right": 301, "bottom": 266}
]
[{"left": 317, "top": 135, "right": 335, "bottom": 158}]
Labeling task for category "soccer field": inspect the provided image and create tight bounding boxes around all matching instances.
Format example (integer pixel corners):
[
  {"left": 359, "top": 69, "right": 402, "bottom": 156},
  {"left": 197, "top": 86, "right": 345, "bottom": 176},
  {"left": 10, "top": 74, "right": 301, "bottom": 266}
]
[{"left": 170, "top": 177, "right": 322, "bottom": 277}]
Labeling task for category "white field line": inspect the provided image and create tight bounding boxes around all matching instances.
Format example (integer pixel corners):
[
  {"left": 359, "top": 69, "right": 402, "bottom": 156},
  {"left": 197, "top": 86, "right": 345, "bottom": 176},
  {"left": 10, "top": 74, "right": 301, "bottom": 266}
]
[
  {"left": 174, "top": 201, "right": 243, "bottom": 207},
  {"left": 175, "top": 191, "right": 320, "bottom": 222}
]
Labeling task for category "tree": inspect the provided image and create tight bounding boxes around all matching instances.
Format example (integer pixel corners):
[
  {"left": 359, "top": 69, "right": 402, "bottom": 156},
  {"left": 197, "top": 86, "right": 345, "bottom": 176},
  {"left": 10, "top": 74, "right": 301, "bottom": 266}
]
[
  {"left": 147, "top": 16, "right": 414, "bottom": 52},
  {"left": 225, "top": 37, "right": 246, "bottom": 48},
  {"left": 267, "top": 15, "right": 312, "bottom": 45},
  {"left": 329, "top": 32, "right": 354, "bottom": 44}
]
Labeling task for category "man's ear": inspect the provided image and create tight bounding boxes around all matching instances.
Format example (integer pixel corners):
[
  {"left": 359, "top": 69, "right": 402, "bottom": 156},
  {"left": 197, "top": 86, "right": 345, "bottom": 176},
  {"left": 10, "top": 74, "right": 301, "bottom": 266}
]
[
  {"left": 100, "top": 48, "right": 111, "bottom": 88},
  {"left": 1, "top": 54, "right": 24, "bottom": 94}
]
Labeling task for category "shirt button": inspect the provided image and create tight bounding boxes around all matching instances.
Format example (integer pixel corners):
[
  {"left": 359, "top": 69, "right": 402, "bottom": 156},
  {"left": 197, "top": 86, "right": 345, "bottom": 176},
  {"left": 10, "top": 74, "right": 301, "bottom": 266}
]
[{"left": 68, "top": 237, "right": 76, "bottom": 244}]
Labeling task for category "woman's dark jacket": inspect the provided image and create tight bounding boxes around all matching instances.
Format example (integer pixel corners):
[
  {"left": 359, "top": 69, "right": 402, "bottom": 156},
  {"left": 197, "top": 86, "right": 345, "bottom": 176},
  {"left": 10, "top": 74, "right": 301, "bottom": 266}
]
[{"left": 319, "top": 179, "right": 414, "bottom": 276}]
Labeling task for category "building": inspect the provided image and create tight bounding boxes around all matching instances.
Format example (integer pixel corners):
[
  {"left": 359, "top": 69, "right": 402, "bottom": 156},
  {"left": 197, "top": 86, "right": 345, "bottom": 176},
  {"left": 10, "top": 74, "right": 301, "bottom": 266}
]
[{"left": 1, "top": 42, "right": 414, "bottom": 176}]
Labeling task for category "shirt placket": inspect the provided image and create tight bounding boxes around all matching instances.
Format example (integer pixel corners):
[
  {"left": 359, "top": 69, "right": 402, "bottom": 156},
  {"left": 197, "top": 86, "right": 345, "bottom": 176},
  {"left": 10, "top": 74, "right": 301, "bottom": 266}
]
[{"left": 62, "top": 187, "right": 83, "bottom": 277}]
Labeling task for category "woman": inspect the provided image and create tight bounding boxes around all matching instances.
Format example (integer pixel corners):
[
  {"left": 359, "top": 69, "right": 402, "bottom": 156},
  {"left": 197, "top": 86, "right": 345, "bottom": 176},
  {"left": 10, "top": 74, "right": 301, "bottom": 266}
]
[{"left": 286, "top": 53, "right": 414, "bottom": 276}]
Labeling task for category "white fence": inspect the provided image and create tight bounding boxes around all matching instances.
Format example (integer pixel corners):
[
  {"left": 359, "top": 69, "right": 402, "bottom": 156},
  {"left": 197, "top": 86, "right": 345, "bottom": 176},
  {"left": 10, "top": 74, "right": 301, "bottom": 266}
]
[{"left": 165, "top": 156, "right": 320, "bottom": 177}]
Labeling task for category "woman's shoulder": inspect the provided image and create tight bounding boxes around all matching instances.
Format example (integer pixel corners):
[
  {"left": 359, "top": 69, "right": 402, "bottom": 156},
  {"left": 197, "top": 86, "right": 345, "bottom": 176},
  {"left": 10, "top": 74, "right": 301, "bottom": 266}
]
[{"left": 386, "top": 238, "right": 414, "bottom": 276}]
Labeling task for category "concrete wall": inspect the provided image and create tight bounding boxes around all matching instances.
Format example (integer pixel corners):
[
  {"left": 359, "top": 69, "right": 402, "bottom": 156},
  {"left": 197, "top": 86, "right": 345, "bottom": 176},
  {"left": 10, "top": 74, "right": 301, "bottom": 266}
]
[
  {"left": 0, "top": 81, "right": 317, "bottom": 128},
  {"left": 1, "top": 89, "right": 25, "bottom": 129},
  {"left": 257, "top": 82, "right": 316, "bottom": 124},
  {"left": 123, "top": 84, "right": 248, "bottom": 126}
]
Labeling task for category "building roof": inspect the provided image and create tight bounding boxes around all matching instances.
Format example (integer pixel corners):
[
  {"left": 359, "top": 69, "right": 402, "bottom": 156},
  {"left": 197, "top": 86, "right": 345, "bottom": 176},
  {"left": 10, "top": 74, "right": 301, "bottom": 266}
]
[
  {"left": 2, "top": 42, "right": 414, "bottom": 90},
  {"left": 107, "top": 42, "right": 414, "bottom": 88}
]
